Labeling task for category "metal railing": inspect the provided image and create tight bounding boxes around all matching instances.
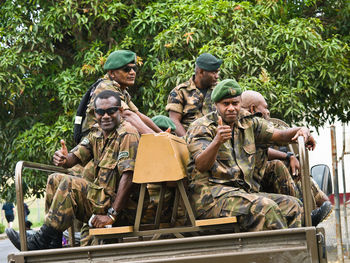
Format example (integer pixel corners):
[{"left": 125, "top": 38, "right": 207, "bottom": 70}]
[{"left": 15, "top": 161, "right": 69, "bottom": 251}]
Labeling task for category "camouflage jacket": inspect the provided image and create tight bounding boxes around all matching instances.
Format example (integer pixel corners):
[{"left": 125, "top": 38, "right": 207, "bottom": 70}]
[
  {"left": 166, "top": 75, "right": 216, "bottom": 130},
  {"left": 82, "top": 74, "right": 139, "bottom": 133},
  {"left": 253, "top": 119, "right": 290, "bottom": 187},
  {"left": 71, "top": 120, "right": 140, "bottom": 205},
  {"left": 185, "top": 110, "right": 275, "bottom": 216}
]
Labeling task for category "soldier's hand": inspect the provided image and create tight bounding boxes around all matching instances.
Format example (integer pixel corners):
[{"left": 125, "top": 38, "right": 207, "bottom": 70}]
[
  {"left": 290, "top": 155, "right": 300, "bottom": 180},
  {"left": 291, "top": 127, "right": 316, "bottom": 150},
  {"left": 214, "top": 116, "right": 232, "bottom": 144},
  {"left": 52, "top": 139, "right": 68, "bottom": 166},
  {"left": 91, "top": 215, "right": 114, "bottom": 228}
]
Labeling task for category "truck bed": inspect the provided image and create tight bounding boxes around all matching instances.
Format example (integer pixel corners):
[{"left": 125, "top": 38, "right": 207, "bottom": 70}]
[{"left": 8, "top": 227, "right": 327, "bottom": 263}]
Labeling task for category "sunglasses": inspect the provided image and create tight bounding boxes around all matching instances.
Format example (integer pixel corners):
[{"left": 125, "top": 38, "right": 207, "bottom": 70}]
[
  {"left": 95, "top": 107, "right": 120, "bottom": 116},
  {"left": 120, "top": 65, "right": 138, "bottom": 73}
]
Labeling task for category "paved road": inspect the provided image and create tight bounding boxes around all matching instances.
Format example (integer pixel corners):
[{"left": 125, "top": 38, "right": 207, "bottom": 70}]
[{"left": 0, "top": 239, "right": 18, "bottom": 263}]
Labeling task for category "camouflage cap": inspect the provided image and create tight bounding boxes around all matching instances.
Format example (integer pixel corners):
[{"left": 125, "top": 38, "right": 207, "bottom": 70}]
[
  {"left": 195, "top": 53, "right": 222, "bottom": 71},
  {"left": 211, "top": 79, "right": 242, "bottom": 103},
  {"left": 104, "top": 50, "right": 136, "bottom": 70},
  {"left": 151, "top": 115, "right": 176, "bottom": 131}
]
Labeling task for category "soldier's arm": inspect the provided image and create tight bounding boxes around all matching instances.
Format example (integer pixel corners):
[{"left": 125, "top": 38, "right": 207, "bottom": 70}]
[
  {"left": 53, "top": 140, "right": 81, "bottom": 168},
  {"left": 91, "top": 171, "right": 134, "bottom": 228},
  {"left": 53, "top": 152, "right": 81, "bottom": 168},
  {"left": 268, "top": 148, "right": 300, "bottom": 176},
  {"left": 195, "top": 124, "right": 232, "bottom": 172},
  {"left": 111, "top": 171, "right": 133, "bottom": 214},
  {"left": 271, "top": 127, "right": 316, "bottom": 150},
  {"left": 136, "top": 111, "right": 162, "bottom": 133},
  {"left": 122, "top": 110, "right": 157, "bottom": 134},
  {"left": 169, "top": 111, "right": 186, "bottom": 137}
]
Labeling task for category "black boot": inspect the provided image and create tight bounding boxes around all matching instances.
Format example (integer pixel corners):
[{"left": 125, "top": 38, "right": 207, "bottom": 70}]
[
  {"left": 311, "top": 201, "right": 333, "bottom": 226},
  {"left": 6, "top": 225, "right": 62, "bottom": 251}
]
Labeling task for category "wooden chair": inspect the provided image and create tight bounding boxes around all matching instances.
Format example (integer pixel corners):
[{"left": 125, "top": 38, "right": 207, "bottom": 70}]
[{"left": 90, "top": 132, "right": 237, "bottom": 241}]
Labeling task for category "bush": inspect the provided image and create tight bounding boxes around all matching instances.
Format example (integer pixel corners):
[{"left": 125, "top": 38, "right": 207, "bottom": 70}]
[{"left": 0, "top": 223, "right": 5, "bottom": 234}]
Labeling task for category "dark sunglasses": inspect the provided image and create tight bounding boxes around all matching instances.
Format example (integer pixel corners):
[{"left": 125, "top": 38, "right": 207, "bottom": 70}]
[
  {"left": 120, "top": 65, "right": 138, "bottom": 73},
  {"left": 95, "top": 107, "right": 120, "bottom": 116}
]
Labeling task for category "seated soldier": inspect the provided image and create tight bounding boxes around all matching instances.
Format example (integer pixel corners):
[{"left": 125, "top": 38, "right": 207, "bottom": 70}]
[
  {"left": 83, "top": 49, "right": 161, "bottom": 135},
  {"left": 166, "top": 53, "right": 221, "bottom": 136},
  {"left": 78, "top": 50, "right": 161, "bottom": 245},
  {"left": 185, "top": 79, "right": 317, "bottom": 231},
  {"left": 6, "top": 91, "right": 145, "bottom": 250},
  {"left": 241, "top": 90, "right": 332, "bottom": 226}
]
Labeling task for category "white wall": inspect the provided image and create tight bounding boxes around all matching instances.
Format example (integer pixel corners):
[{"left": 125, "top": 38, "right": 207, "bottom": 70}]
[{"left": 308, "top": 121, "right": 350, "bottom": 193}]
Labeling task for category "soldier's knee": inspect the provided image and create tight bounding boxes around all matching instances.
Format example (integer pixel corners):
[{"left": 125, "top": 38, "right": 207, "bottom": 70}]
[
  {"left": 47, "top": 172, "right": 66, "bottom": 185},
  {"left": 252, "top": 196, "right": 279, "bottom": 215}
]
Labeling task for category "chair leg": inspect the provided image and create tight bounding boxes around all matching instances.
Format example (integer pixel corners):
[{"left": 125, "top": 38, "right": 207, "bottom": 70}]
[{"left": 134, "top": 184, "right": 146, "bottom": 232}]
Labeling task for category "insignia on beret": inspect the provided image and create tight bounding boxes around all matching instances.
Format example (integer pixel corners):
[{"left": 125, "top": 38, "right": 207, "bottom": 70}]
[
  {"left": 211, "top": 78, "right": 242, "bottom": 103},
  {"left": 118, "top": 151, "right": 129, "bottom": 160},
  {"left": 104, "top": 50, "right": 136, "bottom": 70}
]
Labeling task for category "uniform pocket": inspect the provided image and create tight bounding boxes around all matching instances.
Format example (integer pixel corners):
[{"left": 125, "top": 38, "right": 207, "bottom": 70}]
[{"left": 87, "top": 183, "right": 112, "bottom": 214}]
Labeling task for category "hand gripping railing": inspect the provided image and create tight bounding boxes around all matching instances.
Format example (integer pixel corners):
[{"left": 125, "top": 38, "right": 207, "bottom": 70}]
[
  {"left": 298, "top": 136, "right": 313, "bottom": 227},
  {"left": 15, "top": 161, "right": 69, "bottom": 251}
]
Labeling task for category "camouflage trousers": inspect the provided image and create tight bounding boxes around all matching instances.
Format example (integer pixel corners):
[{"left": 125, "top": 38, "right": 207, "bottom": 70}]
[
  {"left": 201, "top": 189, "right": 303, "bottom": 232},
  {"left": 44, "top": 173, "right": 113, "bottom": 232},
  {"left": 260, "top": 160, "right": 328, "bottom": 209}
]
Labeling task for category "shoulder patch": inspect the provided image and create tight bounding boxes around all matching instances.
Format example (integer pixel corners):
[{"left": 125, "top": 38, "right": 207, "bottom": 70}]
[
  {"left": 118, "top": 151, "right": 129, "bottom": 160},
  {"left": 81, "top": 137, "right": 90, "bottom": 146}
]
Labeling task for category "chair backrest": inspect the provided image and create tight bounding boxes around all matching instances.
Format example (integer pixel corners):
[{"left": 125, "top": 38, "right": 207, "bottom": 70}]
[{"left": 133, "top": 133, "right": 189, "bottom": 183}]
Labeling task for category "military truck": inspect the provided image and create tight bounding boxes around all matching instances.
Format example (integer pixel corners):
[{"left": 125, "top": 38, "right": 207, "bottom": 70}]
[{"left": 7, "top": 133, "right": 329, "bottom": 263}]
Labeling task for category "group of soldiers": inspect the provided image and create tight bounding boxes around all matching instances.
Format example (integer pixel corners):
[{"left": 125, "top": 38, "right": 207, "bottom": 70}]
[{"left": 6, "top": 50, "right": 332, "bottom": 250}]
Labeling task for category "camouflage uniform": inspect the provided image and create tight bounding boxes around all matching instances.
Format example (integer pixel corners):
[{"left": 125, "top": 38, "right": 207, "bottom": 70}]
[
  {"left": 44, "top": 121, "right": 141, "bottom": 241},
  {"left": 186, "top": 111, "right": 303, "bottom": 231},
  {"left": 166, "top": 76, "right": 216, "bottom": 131},
  {"left": 255, "top": 120, "right": 328, "bottom": 209},
  {"left": 82, "top": 74, "right": 139, "bottom": 134}
]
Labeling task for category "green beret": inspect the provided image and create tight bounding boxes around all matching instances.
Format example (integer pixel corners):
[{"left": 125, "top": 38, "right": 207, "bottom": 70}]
[
  {"left": 151, "top": 115, "right": 176, "bottom": 131},
  {"left": 211, "top": 79, "right": 242, "bottom": 103},
  {"left": 104, "top": 50, "right": 136, "bottom": 70},
  {"left": 195, "top": 53, "right": 222, "bottom": 71}
]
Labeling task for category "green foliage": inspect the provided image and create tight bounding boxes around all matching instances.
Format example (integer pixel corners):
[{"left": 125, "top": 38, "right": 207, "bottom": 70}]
[
  {"left": 0, "top": 0, "right": 349, "bottom": 199},
  {"left": 0, "top": 223, "right": 5, "bottom": 234}
]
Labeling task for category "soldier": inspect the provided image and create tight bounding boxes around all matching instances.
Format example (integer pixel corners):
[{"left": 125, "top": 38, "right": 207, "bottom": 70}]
[
  {"left": 6, "top": 90, "right": 143, "bottom": 250},
  {"left": 185, "top": 79, "right": 317, "bottom": 231},
  {"left": 241, "top": 90, "right": 332, "bottom": 226},
  {"left": 166, "top": 53, "right": 221, "bottom": 136},
  {"left": 83, "top": 49, "right": 162, "bottom": 135}
]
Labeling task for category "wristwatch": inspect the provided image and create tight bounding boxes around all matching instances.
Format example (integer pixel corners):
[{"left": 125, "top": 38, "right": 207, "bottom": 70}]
[
  {"left": 107, "top": 207, "right": 119, "bottom": 222},
  {"left": 285, "top": 152, "right": 294, "bottom": 162}
]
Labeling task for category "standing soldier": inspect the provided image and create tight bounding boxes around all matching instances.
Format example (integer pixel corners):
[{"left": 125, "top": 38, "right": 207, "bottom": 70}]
[
  {"left": 6, "top": 91, "right": 144, "bottom": 250},
  {"left": 166, "top": 53, "right": 221, "bottom": 136},
  {"left": 185, "top": 79, "right": 317, "bottom": 231}
]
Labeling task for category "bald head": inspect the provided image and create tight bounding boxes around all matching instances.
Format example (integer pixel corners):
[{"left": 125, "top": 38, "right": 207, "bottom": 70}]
[{"left": 241, "top": 90, "right": 270, "bottom": 119}]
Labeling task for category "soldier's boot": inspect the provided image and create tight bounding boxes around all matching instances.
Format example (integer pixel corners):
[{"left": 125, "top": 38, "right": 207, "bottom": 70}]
[
  {"left": 311, "top": 201, "right": 333, "bottom": 226},
  {"left": 6, "top": 224, "right": 62, "bottom": 251}
]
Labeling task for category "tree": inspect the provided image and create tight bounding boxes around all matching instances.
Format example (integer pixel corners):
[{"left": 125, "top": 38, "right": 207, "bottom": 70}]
[{"left": 0, "top": 0, "right": 348, "bottom": 199}]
